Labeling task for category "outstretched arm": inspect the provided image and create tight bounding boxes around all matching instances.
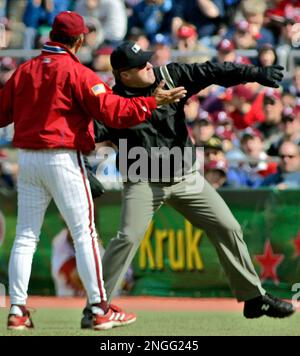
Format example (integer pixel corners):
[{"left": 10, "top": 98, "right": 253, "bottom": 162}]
[
  {"left": 75, "top": 68, "right": 187, "bottom": 129},
  {"left": 168, "top": 61, "right": 284, "bottom": 96}
]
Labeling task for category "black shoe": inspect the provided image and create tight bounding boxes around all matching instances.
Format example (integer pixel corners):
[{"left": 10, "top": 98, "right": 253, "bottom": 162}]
[
  {"left": 244, "top": 293, "right": 296, "bottom": 319},
  {"left": 80, "top": 307, "right": 93, "bottom": 329}
]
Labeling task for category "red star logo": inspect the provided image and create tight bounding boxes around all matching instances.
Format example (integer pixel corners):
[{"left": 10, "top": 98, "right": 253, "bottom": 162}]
[
  {"left": 255, "top": 240, "right": 284, "bottom": 285},
  {"left": 293, "top": 231, "right": 300, "bottom": 257}
]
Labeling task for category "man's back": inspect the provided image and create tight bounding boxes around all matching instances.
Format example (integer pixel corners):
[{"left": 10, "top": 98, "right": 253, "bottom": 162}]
[{"left": 2, "top": 44, "right": 96, "bottom": 152}]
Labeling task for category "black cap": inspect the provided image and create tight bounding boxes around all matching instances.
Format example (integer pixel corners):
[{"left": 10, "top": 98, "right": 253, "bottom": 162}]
[
  {"left": 203, "top": 136, "right": 224, "bottom": 151},
  {"left": 110, "top": 41, "right": 153, "bottom": 71}
]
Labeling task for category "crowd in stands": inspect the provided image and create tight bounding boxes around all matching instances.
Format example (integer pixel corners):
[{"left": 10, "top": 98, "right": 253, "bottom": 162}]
[{"left": 1, "top": 0, "right": 300, "bottom": 191}]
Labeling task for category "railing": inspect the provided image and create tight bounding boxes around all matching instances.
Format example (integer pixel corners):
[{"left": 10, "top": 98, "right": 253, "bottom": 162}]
[{"left": 0, "top": 47, "right": 298, "bottom": 74}]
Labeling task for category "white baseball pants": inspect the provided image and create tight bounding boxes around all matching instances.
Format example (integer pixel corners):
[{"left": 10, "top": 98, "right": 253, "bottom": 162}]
[{"left": 9, "top": 149, "right": 107, "bottom": 306}]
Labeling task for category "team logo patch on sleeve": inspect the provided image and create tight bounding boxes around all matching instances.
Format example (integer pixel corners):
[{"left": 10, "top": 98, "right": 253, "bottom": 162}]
[{"left": 91, "top": 84, "right": 106, "bottom": 96}]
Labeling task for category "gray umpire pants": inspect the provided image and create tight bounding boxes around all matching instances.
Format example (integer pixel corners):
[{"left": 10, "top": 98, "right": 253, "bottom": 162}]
[{"left": 101, "top": 172, "right": 266, "bottom": 303}]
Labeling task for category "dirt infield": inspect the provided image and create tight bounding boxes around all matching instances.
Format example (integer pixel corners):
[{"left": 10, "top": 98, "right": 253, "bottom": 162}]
[{"left": 4, "top": 296, "right": 243, "bottom": 312}]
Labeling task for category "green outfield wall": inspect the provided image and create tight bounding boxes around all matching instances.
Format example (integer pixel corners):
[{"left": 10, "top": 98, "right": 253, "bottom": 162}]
[{"left": 1, "top": 189, "right": 300, "bottom": 298}]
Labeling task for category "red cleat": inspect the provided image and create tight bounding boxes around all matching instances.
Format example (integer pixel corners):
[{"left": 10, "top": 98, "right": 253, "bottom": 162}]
[
  {"left": 7, "top": 306, "right": 34, "bottom": 331},
  {"left": 93, "top": 304, "right": 136, "bottom": 330}
]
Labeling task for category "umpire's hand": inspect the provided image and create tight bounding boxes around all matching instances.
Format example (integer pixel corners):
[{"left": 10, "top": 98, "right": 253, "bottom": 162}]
[
  {"left": 153, "top": 80, "right": 187, "bottom": 105},
  {"left": 252, "top": 65, "right": 284, "bottom": 88}
]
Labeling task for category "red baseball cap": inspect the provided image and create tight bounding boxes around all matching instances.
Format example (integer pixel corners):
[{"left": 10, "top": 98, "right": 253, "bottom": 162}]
[
  {"left": 205, "top": 159, "right": 228, "bottom": 174},
  {"left": 51, "top": 11, "right": 89, "bottom": 37},
  {"left": 177, "top": 25, "right": 197, "bottom": 39},
  {"left": 217, "top": 39, "right": 235, "bottom": 53},
  {"left": 232, "top": 85, "right": 254, "bottom": 101}
]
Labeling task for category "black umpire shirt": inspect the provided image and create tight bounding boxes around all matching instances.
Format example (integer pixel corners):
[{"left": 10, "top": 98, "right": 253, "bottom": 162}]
[{"left": 94, "top": 61, "right": 258, "bottom": 181}]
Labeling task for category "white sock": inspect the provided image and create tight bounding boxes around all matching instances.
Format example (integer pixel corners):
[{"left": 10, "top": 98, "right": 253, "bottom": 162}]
[
  {"left": 10, "top": 305, "right": 24, "bottom": 317},
  {"left": 91, "top": 306, "right": 105, "bottom": 315}
]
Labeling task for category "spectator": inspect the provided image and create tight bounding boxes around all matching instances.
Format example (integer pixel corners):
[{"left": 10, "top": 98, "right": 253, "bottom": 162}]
[
  {"left": 23, "top": 0, "right": 48, "bottom": 50},
  {"left": 239, "top": 128, "right": 277, "bottom": 178},
  {"left": 200, "top": 85, "right": 228, "bottom": 114},
  {"left": 241, "top": 0, "right": 275, "bottom": 46},
  {"left": 256, "top": 43, "right": 278, "bottom": 67},
  {"left": 92, "top": 45, "right": 113, "bottom": 72},
  {"left": 277, "top": 14, "right": 300, "bottom": 69},
  {"left": 204, "top": 159, "right": 228, "bottom": 189},
  {"left": 256, "top": 88, "right": 283, "bottom": 142},
  {"left": 0, "top": 17, "right": 11, "bottom": 48},
  {"left": 268, "top": 106, "right": 300, "bottom": 156},
  {"left": 266, "top": 0, "right": 300, "bottom": 24},
  {"left": 0, "top": 14, "right": 26, "bottom": 49},
  {"left": 239, "top": 85, "right": 284, "bottom": 132},
  {"left": 128, "top": 0, "right": 175, "bottom": 42},
  {"left": 286, "top": 67, "right": 300, "bottom": 99},
  {"left": 92, "top": 46, "right": 115, "bottom": 87},
  {"left": 151, "top": 33, "right": 172, "bottom": 66},
  {"left": 214, "top": 110, "right": 236, "bottom": 151},
  {"left": 0, "top": 57, "right": 17, "bottom": 88},
  {"left": 224, "top": 1, "right": 275, "bottom": 47},
  {"left": 172, "top": 0, "right": 225, "bottom": 46},
  {"left": 6, "top": 0, "right": 27, "bottom": 22},
  {"left": 232, "top": 20, "right": 257, "bottom": 50},
  {"left": 215, "top": 38, "right": 251, "bottom": 64},
  {"left": 226, "top": 128, "right": 277, "bottom": 188},
  {"left": 184, "top": 95, "right": 201, "bottom": 126},
  {"left": 23, "top": 0, "right": 71, "bottom": 50},
  {"left": 79, "top": 17, "right": 104, "bottom": 66},
  {"left": 203, "top": 136, "right": 226, "bottom": 164},
  {"left": 259, "top": 141, "right": 300, "bottom": 188},
  {"left": 126, "top": 27, "right": 150, "bottom": 50},
  {"left": 216, "top": 38, "right": 235, "bottom": 63},
  {"left": 75, "top": 0, "right": 127, "bottom": 46},
  {"left": 222, "top": 0, "right": 241, "bottom": 22},
  {"left": 191, "top": 111, "right": 216, "bottom": 147},
  {"left": 47, "top": 0, "right": 72, "bottom": 25},
  {"left": 281, "top": 92, "right": 298, "bottom": 108},
  {"left": 229, "top": 84, "right": 256, "bottom": 130},
  {"left": 0, "top": 13, "right": 26, "bottom": 49},
  {"left": 174, "top": 23, "right": 211, "bottom": 64}
]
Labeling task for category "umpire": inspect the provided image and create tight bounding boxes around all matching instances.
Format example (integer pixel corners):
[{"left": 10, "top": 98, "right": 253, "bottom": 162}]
[{"left": 83, "top": 41, "right": 294, "bottom": 326}]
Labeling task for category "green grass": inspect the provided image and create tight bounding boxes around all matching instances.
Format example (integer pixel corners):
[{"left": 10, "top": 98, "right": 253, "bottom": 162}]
[{"left": 0, "top": 308, "right": 299, "bottom": 336}]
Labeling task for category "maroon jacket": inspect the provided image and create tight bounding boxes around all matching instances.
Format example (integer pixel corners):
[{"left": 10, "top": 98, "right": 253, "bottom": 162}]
[{"left": 0, "top": 42, "right": 157, "bottom": 153}]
